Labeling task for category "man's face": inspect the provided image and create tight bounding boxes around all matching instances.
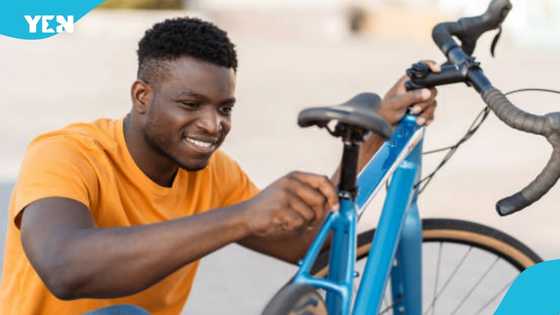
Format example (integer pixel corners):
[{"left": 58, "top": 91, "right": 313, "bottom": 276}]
[{"left": 142, "top": 57, "right": 236, "bottom": 171}]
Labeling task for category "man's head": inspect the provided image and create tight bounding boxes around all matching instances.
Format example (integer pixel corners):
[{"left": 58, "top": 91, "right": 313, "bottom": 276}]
[{"left": 131, "top": 17, "right": 237, "bottom": 172}]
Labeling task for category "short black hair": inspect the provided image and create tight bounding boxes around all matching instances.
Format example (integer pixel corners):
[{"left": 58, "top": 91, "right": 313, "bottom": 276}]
[{"left": 137, "top": 17, "right": 237, "bottom": 83}]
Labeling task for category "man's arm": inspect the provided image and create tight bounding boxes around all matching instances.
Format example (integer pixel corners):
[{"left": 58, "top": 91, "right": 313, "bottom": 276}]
[
  {"left": 21, "top": 197, "right": 250, "bottom": 300},
  {"left": 237, "top": 70, "right": 439, "bottom": 263},
  {"left": 20, "top": 171, "right": 336, "bottom": 300}
]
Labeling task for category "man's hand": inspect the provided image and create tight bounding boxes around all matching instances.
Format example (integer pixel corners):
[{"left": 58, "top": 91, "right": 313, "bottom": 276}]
[
  {"left": 242, "top": 171, "right": 339, "bottom": 238},
  {"left": 377, "top": 61, "right": 440, "bottom": 126}
]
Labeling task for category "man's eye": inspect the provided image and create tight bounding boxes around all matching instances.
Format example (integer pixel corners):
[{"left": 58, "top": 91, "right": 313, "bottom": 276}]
[
  {"left": 220, "top": 106, "right": 233, "bottom": 115},
  {"left": 179, "top": 101, "right": 200, "bottom": 109}
]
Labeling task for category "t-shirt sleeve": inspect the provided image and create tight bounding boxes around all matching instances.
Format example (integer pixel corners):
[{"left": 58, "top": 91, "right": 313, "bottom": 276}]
[
  {"left": 214, "top": 151, "right": 260, "bottom": 208},
  {"left": 12, "top": 136, "right": 98, "bottom": 228}
]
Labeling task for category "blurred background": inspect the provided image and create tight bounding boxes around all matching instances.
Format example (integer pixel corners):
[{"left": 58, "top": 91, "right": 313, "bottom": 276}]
[{"left": 1, "top": 0, "right": 559, "bottom": 314}]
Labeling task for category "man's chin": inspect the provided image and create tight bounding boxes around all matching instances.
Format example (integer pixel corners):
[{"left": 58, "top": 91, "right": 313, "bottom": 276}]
[{"left": 178, "top": 159, "right": 210, "bottom": 172}]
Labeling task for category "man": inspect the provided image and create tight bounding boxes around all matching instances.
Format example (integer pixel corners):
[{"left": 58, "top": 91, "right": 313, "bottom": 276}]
[{"left": 0, "top": 17, "right": 437, "bottom": 314}]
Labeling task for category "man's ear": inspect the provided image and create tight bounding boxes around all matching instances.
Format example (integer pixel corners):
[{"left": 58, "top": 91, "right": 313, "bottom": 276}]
[{"left": 131, "top": 80, "right": 153, "bottom": 114}]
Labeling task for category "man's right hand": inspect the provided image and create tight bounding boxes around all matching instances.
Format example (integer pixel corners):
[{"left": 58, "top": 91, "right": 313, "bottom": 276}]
[{"left": 242, "top": 171, "right": 339, "bottom": 238}]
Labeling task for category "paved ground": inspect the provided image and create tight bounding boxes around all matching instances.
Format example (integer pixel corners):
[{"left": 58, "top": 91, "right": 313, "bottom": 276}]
[{"left": 1, "top": 9, "right": 559, "bottom": 314}]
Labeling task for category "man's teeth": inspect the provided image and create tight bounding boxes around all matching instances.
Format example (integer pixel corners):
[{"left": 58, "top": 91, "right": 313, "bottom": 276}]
[{"left": 185, "top": 137, "right": 215, "bottom": 149}]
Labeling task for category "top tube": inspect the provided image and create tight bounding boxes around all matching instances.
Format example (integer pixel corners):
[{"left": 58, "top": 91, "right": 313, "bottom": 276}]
[{"left": 355, "top": 115, "right": 424, "bottom": 216}]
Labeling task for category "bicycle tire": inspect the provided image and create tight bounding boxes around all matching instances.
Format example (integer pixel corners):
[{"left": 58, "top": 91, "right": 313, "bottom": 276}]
[
  {"left": 310, "top": 218, "right": 542, "bottom": 314},
  {"left": 262, "top": 283, "right": 328, "bottom": 315}
]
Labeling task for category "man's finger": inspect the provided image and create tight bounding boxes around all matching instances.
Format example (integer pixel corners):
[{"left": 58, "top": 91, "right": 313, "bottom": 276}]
[
  {"left": 420, "top": 59, "right": 441, "bottom": 73},
  {"left": 429, "top": 87, "right": 438, "bottom": 99},
  {"left": 286, "top": 176, "right": 327, "bottom": 223},
  {"left": 286, "top": 192, "right": 316, "bottom": 225},
  {"left": 289, "top": 172, "right": 339, "bottom": 210},
  {"left": 280, "top": 204, "right": 307, "bottom": 231},
  {"left": 386, "top": 88, "right": 432, "bottom": 111},
  {"left": 418, "top": 101, "right": 437, "bottom": 125},
  {"left": 385, "top": 75, "right": 409, "bottom": 98},
  {"left": 409, "top": 101, "right": 429, "bottom": 115}
]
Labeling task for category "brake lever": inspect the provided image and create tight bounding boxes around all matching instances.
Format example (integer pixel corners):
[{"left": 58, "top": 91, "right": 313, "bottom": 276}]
[{"left": 490, "top": 27, "right": 503, "bottom": 57}]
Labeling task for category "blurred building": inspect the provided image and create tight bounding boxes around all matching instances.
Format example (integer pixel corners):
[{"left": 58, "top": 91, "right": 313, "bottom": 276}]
[{"left": 185, "top": 0, "right": 560, "bottom": 49}]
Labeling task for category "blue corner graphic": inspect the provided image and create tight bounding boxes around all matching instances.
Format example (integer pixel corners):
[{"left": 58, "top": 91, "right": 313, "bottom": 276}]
[
  {"left": 0, "top": 1, "right": 105, "bottom": 40},
  {"left": 496, "top": 259, "right": 560, "bottom": 314}
]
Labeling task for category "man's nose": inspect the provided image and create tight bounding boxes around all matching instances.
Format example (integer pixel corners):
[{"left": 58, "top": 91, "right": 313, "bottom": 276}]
[{"left": 196, "top": 108, "right": 222, "bottom": 135}]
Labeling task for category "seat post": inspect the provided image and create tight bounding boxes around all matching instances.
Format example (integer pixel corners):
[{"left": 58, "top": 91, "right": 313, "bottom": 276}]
[
  {"left": 337, "top": 124, "right": 365, "bottom": 199},
  {"left": 338, "top": 142, "right": 360, "bottom": 199}
]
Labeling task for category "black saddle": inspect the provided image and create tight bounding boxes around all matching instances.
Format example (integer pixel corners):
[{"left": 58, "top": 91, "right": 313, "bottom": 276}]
[{"left": 297, "top": 93, "right": 393, "bottom": 139}]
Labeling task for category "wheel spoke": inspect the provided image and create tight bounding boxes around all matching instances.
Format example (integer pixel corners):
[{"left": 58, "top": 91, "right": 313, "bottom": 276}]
[
  {"left": 383, "top": 294, "right": 389, "bottom": 305},
  {"left": 381, "top": 290, "right": 388, "bottom": 311},
  {"left": 379, "top": 304, "right": 393, "bottom": 315},
  {"left": 378, "top": 295, "right": 403, "bottom": 315},
  {"left": 429, "top": 242, "right": 444, "bottom": 315},
  {"left": 474, "top": 280, "right": 513, "bottom": 315},
  {"left": 379, "top": 303, "right": 393, "bottom": 315},
  {"left": 423, "top": 246, "right": 473, "bottom": 314},
  {"left": 450, "top": 256, "right": 500, "bottom": 315}
]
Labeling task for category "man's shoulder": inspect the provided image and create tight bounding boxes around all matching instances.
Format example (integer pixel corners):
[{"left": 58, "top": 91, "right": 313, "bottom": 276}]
[
  {"left": 29, "top": 118, "right": 120, "bottom": 153},
  {"left": 13, "top": 120, "right": 121, "bottom": 225}
]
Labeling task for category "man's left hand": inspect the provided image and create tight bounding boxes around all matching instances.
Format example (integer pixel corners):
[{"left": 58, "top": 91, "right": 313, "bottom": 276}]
[{"left": 377, "top": 61, "right": 440, "bottom": 126}]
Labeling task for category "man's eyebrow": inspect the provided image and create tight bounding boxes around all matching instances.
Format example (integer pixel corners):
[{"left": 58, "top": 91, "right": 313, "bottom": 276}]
[
  {"left": 221, "top": 97, "right": 236, "bottom": 105},
  {"left": 176, "top": 90, "right": 209, "bottom": 100},
  {"left": 175, "top": 90, "right": 235, "bottom": 104}
]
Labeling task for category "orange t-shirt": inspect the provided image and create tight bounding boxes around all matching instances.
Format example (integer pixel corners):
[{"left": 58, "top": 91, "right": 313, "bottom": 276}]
[{"left": 0, "top": 118, "right": 259, "bottom": 315}]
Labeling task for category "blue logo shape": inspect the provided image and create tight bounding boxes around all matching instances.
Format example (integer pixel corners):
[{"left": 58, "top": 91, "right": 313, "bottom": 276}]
[
  {"left": 0, "top": 0, "right": 104, "bottom": 40},
  {"left": 496, "top": 259, "right": 560, "bottom": 314}
]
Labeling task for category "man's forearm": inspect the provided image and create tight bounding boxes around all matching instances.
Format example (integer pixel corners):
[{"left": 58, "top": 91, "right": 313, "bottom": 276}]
[
  {"left": 357, "top": 134, "right": 386, "bottom": 170},
  {"left": 48, "top": 203, "right": 250, "bottom": 299}
]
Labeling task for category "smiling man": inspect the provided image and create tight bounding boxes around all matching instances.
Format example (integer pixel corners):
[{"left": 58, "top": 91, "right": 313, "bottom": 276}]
[{"left": 0, "top": 17, "right": 437, "bottom": 315}]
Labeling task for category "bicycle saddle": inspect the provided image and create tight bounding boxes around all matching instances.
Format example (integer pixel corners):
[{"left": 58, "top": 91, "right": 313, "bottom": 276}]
[{"left": 297, "top": 93, "right": 393, "bottom": 138}]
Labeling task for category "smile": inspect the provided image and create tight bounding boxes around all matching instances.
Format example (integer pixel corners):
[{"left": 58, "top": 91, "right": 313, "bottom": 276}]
[{"left": 182, "top": 137, "right": 218, "bottom": 152}]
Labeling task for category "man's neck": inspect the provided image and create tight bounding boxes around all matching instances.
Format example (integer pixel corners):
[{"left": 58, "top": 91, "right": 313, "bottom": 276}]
[{"left": 123, "top": 114, "right": 178, "bottom": 187}]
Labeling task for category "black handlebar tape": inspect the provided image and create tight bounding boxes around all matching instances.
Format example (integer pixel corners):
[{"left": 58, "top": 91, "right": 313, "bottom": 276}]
[
  {"left": 482, "top": 88, "right": 560, "bottom": 215},
  {"left": 483, "top": 88, "right": 548, "bottom": 135}
]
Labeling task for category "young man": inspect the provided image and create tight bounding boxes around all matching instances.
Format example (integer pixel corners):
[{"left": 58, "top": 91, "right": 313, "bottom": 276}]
[{"left": 0, "top": 17, "right": 437, "bottom": 314}]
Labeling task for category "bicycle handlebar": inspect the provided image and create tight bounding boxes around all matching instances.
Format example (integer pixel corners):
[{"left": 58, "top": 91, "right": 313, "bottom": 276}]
[
  {"left": 482, "top": 89, "right": 560, "bottom": 215},
  {"left": 409, "top": 0, "right": 560, "bottom": 215},
  {"left": 432, "top": 0, "right": 512, "bottom": 56}
]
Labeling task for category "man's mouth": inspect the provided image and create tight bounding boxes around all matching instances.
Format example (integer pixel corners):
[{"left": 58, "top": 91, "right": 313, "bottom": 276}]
[{"left": 182, "top": 136, "right": 218, "bottom": 153}]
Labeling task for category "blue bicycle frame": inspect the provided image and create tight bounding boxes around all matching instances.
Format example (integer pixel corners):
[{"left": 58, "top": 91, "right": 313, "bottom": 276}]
[{"left": 292, "top": 114, "right": 425, "bottom": 315}]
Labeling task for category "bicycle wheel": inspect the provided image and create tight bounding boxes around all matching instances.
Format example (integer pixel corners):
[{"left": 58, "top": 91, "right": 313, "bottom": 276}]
[
  {"left": 310, "top": 218, "right": 542, "bottom": 315},
  {"left": 262, "top": 283, "right": 328, "bottom": 315}
]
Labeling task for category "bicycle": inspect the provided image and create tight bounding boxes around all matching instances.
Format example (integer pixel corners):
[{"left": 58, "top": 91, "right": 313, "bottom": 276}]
[{"left": 261, "top": 0, "right": 560, "bottom": 314}]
